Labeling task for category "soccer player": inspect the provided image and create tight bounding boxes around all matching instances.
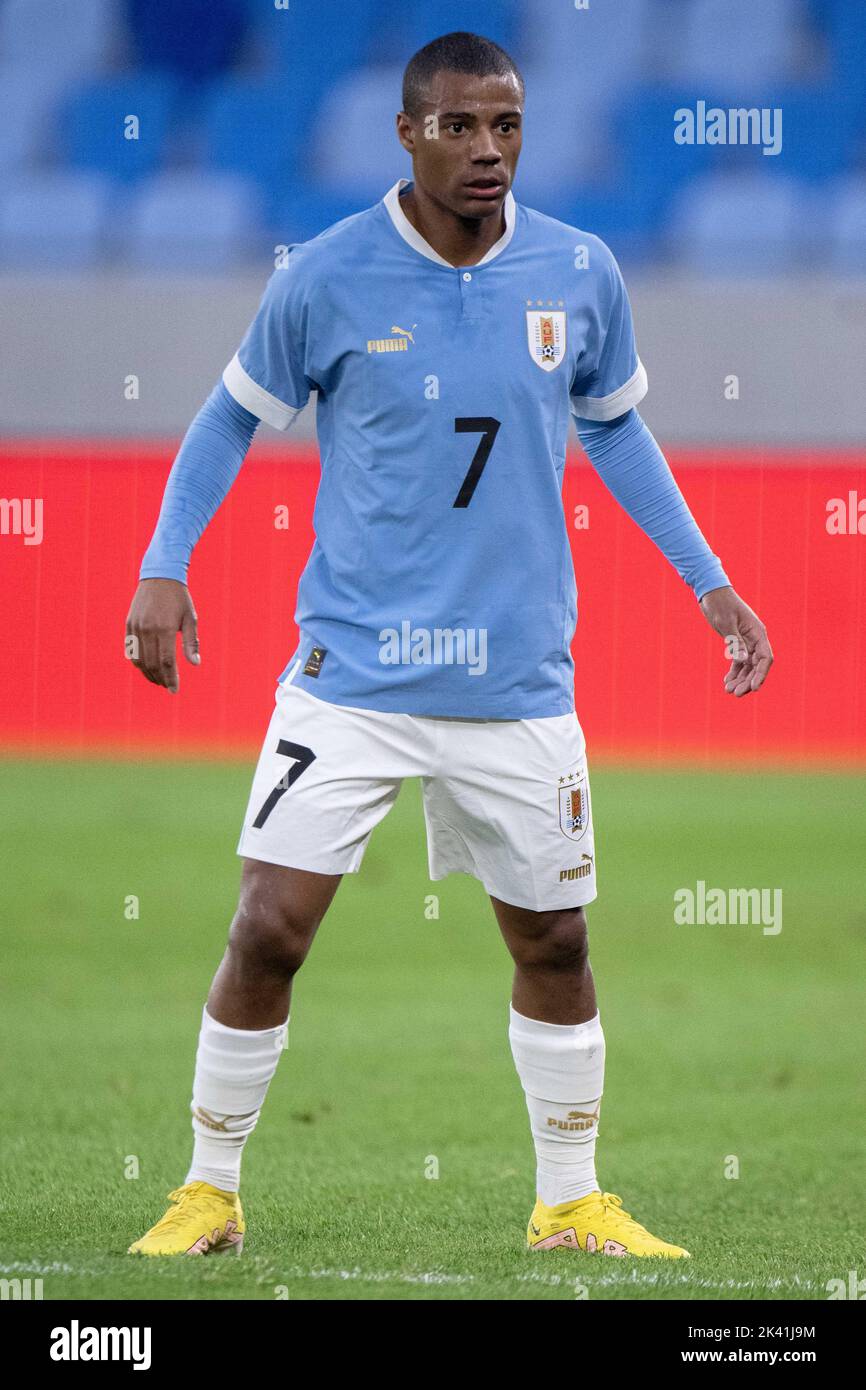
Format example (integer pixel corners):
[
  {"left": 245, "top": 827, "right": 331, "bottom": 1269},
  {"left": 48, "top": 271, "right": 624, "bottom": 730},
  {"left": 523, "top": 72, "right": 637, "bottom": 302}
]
[{"left": 126, "top": 33, "right": 773, "bottom": 1259}]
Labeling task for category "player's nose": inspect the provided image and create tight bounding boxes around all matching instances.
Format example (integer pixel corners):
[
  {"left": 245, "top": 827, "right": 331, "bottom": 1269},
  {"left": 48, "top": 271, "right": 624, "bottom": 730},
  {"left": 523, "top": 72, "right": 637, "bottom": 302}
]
[{"left": 469, "top": 131, "right": 503, "bottom": 162}]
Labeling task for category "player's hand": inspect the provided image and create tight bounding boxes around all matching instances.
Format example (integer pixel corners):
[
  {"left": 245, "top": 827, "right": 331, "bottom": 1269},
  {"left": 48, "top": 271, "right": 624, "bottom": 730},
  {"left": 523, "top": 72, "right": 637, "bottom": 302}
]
[
  {"left": 125, "top": 579, "right": 200, "bottom": 693},
  {"left": 699, "top": 585, "right": 773, "bottom": 697}
]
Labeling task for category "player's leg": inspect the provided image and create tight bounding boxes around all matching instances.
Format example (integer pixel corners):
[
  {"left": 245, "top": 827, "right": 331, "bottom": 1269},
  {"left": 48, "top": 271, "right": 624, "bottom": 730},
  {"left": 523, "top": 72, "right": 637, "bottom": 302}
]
[
  {"left": 422, "top": 713, "right": 690, "bottom": 1257},
  {"left": 184, "top": 858, "right": 341, "bottom": 1192},
  {"left": 504, "top": 911, "right": 688, "bottom": 1257},
  {"left": 128, "top": 860, "right": 340, "bottom": 1257},
  {"left": 492, "top": 897, "right": 605, "bottom": 1211},
  {"left": 492, "top": 897, "right": 596, "bottom": 1025},
  {"left": 130, "top": 680, "right": 429, "bottom": 1256},
  {"left": 206, "top": 858, "right": 341, "bottom": 1030}
]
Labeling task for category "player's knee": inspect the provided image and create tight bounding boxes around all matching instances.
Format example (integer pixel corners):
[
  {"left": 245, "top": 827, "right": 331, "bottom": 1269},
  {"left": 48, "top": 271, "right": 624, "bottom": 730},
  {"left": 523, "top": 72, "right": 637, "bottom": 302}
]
[
  {"left": 514, "top": 907, "right": 589, "bottom": 974},
  {"left": 228, "top": 893, "right": 315, "bottom": 979}
]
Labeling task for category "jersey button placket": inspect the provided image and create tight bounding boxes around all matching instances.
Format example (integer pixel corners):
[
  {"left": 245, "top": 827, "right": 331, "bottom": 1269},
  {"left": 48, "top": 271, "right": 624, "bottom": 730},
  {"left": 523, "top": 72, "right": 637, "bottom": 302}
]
[{"left": 458, "top": 267, "right": 482, "bottom": 322}]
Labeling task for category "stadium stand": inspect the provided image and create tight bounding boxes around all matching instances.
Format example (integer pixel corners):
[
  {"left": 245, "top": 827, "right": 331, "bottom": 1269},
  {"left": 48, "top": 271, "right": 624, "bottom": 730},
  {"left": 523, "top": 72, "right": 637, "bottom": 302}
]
[{"left": 0, "top": 0, "right": 863, "bottom": 272}]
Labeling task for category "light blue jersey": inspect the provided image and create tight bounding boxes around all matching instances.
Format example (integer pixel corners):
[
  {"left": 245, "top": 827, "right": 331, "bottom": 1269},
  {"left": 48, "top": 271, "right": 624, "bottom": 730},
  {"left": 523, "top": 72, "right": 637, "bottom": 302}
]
[{"left": 222, "top": 178, "right": 648, "bottom": 717}]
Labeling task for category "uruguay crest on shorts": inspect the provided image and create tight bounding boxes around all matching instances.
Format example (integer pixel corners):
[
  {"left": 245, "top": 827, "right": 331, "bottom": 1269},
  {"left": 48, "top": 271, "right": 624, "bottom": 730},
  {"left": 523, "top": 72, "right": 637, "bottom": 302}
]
[
  {"left": 526, "top": 309, "right": 566, "bottom": 371},
  {"left": 558, "top": 772, "right": 588, "bottom": 841}
]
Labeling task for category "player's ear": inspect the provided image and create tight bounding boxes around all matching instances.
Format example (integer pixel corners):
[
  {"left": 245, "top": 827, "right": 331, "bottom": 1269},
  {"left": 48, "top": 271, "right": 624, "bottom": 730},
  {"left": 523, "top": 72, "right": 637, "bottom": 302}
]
[{"left": 395, "top": 111, "right": 415, "bottom": 154}]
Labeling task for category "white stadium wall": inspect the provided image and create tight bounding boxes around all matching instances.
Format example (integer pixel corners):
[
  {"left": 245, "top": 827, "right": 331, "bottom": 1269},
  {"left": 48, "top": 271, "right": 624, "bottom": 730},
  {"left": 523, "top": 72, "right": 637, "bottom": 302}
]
[{"left": 2, "top": 273, "right": 865, "bottom": 446}]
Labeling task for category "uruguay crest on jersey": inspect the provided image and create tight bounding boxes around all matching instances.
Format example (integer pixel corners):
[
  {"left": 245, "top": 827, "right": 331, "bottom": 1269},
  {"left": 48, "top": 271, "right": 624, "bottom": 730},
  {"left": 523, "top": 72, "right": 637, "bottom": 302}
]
[{"left": 526, "top": 309, "right": 566, "bottom": 371}]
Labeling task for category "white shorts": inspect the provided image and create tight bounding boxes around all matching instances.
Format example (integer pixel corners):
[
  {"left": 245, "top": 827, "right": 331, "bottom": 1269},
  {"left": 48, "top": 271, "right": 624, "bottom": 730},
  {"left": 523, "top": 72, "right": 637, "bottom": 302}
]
[{"left": 237, "top": 673, "right": 597, "bottom": 913}]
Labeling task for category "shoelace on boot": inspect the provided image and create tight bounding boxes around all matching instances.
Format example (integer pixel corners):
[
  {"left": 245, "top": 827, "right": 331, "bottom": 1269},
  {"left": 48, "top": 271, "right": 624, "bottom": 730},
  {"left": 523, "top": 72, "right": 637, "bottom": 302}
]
[
  {"left": 152, "top": 1186, "right": 225, "bottom": 1232},
  {"left": 597, "top": 1192, "right": 644, "bottom": 1231}
]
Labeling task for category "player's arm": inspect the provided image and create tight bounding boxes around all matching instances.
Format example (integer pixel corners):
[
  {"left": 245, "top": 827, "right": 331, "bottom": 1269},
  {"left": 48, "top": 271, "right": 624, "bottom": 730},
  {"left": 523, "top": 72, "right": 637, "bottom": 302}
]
[
  {"left": 127, "top": 256, "right": 312, "bottom": 692},
  {"left": 575, "top": 408, "right": 773, "bottom": 697},
  {"left": 126, "top": 381, "right": 259, "bottom": 691},
  {"left": 570, "top": 242, "right": 772, "bottom": 697}
]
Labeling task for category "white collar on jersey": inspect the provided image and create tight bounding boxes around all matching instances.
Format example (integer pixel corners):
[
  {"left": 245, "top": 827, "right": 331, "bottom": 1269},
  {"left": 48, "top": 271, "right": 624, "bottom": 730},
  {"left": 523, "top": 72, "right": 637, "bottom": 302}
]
[{"left": 383, "top": 176, "right": 517, "bottom": 267}]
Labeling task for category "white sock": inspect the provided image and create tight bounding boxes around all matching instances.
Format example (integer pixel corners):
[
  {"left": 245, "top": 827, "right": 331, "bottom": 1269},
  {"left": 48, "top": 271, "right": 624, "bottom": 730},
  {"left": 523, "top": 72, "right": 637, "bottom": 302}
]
[
  {"left": 185, "top": 1005, "right": 288, "bottom": 1193},
  {"left": 508, "top": 1004, "right": 605, "bottom": 1207}
]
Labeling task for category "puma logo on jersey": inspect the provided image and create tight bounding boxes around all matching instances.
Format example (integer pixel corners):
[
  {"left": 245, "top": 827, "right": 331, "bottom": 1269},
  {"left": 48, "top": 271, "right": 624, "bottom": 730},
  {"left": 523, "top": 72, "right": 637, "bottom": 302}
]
[{"left": 367, "top": 324, "right": 417, "bottom": 352}]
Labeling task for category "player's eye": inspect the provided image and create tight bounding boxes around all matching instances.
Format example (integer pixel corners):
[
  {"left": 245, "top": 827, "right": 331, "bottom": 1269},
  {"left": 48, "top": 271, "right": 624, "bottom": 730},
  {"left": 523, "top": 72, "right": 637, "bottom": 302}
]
[{"left": 447, "top": 122, "right": 465, "bottom": 135}]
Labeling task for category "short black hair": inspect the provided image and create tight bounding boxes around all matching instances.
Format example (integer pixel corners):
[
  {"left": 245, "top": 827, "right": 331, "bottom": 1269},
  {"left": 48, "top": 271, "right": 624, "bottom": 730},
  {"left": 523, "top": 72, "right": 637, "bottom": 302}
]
[{"left": 402, "top": 31, "right": 524, "bottom": 118}]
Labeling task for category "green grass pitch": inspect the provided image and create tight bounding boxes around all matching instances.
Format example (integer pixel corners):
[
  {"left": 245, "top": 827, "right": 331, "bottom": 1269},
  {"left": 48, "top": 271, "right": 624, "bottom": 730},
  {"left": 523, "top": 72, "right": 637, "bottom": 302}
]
[{"left": 1, "top": 757, "right": 862, "bottom": 1301}]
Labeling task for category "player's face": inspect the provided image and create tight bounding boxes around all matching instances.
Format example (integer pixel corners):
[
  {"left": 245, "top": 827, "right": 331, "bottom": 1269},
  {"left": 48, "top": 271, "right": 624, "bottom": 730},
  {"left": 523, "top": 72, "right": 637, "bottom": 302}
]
[{"left": 397, "top": 70, "right": 523, "bottom": 220}]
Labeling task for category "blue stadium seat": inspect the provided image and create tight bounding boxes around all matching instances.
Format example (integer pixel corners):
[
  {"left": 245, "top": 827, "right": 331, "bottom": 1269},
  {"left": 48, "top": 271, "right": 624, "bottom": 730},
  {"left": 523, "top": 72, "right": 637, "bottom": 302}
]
[
  {"left": 0, "top": 171, "right": 114, "bottom": 269},
  {"left": 518, "top": 0, "right": 653, "bottom": 96},
  {"left": 814, "top": 0, "right": 866, "bottom": 114},
  {"left": 667, "top": 172, "right": 806, "bottom": 273},
  {"left": 0, "top": 65, "right": 70, "bottom": 175},
  {"left": 612, "top": 86, "right": 717, "bottom": 228},
  {"left": 0, "top": 0, "right": 120, "bottom": 81},
  {"left": 244, "top": 0, "right": 383, "bottom": 76},
  {"left": 614, "top": 79, "right": 854, "bottom": 246},
  {"left": 388, "top": 2, "right": 521, "bottom": 60},
  {"left": 308, "top": 66, "right": 411, "bottom": 198},
  {"left": 271, "top": 188, "right": 369, "bottom": 246},
  {"left": 59, "top": 74, "right": 182, "bottom": 183},
  {"left": 125, "top": 0, "right": 249, "bottom": 81},
  {"left": 123, "top": 171, "right": 264, "bottom": 270},
  {"left": 516, "top": 90, "right": 610, "bottom": 205},
  {"left": 562, "top": 187, "right": 661, "bottom": 268},
  {"left": 201, "top": 76, "right": 316, "bottom": 212},
  {"left": 766, "top": 88, "right": 859, "bottom": 181},
  {"left": 668, "top": 0, "right": 804, "bottom": 95},
  {"left": 827, "top": 177, "right": 866, "bottom": 273}
]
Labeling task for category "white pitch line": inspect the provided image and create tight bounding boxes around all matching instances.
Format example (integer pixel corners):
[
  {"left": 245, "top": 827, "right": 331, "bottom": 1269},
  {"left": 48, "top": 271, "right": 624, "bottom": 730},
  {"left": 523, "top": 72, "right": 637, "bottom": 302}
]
[
  {"left": 274, "top": 1265, "right": 476, "bottom": 1287},
  {"left": 0, "top": 1261, "right": 821, "bottom": 1297},
  {"left": 268, "top": 1264, "right": 818, "bottom": 1296}
]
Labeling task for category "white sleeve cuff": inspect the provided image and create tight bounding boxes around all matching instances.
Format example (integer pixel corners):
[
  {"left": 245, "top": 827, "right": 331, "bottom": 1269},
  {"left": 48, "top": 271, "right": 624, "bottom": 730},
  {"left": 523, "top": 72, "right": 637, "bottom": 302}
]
[
  {"left": 222, "top": 352, "right": 304, "bottom": 431},
  {"left": 570, "top": 358, "right": 648, "bottom": 422}
]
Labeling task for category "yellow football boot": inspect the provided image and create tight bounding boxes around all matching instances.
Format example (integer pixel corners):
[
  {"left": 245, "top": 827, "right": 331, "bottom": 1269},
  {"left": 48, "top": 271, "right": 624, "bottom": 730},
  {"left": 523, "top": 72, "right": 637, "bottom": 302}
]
[
  {"left": 128, "top": 1181, "right": 244, "bottom": 1256},
  {"left": 527, "top": 1190, "right": 690, "bottom": 1258}
]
